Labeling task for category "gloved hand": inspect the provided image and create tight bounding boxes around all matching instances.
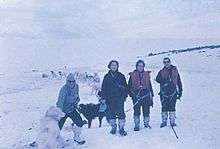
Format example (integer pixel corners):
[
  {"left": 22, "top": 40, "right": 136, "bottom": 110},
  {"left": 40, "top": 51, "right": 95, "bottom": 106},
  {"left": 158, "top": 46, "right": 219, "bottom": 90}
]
[
  {"left": 177, "top": 91, "right": 182, "bottom": 99},
  {"left": 74, "top": 97, "right": 80, "bottom": 108},
  {"left": 100, "top": 99, "right": 106, "bottom": 104},
  {"left": 164, "top": 83, "right": 169, "bottom": 87},
  {"left": 74, "top": 103, "right": 79, "bottom": 109}
]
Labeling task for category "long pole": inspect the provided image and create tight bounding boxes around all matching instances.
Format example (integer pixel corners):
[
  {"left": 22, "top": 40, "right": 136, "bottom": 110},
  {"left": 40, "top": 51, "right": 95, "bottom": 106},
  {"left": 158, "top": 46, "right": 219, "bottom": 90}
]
[{"left": 171, "top": 126, "right": 179, "bottom": 139}]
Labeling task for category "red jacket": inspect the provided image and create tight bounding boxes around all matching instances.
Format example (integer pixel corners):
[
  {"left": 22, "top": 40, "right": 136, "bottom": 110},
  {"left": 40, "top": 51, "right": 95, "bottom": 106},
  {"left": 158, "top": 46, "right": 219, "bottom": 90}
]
[{"left": 128, "top": 70, "right": 154, "bottom": 96}]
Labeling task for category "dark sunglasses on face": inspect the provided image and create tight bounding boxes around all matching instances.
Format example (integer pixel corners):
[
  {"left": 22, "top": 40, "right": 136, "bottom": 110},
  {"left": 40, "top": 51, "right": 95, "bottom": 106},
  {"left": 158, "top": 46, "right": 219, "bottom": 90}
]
[
  {"left": 163, "top": 61, "right": 170, "bottom": 64},
  {"left": 68, "top": 80, "right": 75, "bottom": 83}
]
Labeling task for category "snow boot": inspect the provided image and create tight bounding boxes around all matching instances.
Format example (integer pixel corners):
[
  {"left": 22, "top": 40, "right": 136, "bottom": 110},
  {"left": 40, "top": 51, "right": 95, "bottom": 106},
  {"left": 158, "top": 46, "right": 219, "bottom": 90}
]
[
  {"left": 144, "top": 116, "right": 151, "bottom": 129},
  {"left": 160, "top": 122, "right": 167, "bottom": 128},
  {"left": 119, "top": 128, "right": 127, "bottom": 136},
  {"left": 160, "top": 112, "right": 168, "bottom": 128},
  {"left": 134, "top": 116, "right": 140, "bottom": 131},
  {"left": 72, "top": 125, "right": 86, "bottom": 145},
  {"left": 169, "top": 111, "right": 177, "bottom": 127},
  {"left": 134, "top": 126, "right": 140, "bottom": 131},
  {"left": 109, "top": 119, "right": 117, "bottom": 135},
  {"left": 118, "top": 119, "right": 127, "bottom": 136}
]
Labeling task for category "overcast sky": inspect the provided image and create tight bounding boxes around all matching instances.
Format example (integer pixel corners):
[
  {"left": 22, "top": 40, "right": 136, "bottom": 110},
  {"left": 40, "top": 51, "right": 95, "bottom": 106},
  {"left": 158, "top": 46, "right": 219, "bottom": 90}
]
[
  {"left": 0, "top": 0, "right": 220, "bottom": 73},
  {"left": 1, "top": 0, "right": 220, "bottom": 39}
]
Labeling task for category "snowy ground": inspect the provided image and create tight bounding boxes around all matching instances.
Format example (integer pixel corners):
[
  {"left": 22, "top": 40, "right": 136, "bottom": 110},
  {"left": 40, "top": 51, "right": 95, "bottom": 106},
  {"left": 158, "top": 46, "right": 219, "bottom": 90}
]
[
  {"left": 0, "top": 48, "right": 220, "bottom": 149},
  {"left": 1, "top": 0, "right": 220, "bottom": 148}
]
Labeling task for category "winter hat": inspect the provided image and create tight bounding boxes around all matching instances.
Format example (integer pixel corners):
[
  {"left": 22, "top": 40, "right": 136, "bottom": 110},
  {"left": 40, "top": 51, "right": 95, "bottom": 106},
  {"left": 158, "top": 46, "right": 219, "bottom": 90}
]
[{"left": 66, "top": 73, "right": 75, "bottom": 81}]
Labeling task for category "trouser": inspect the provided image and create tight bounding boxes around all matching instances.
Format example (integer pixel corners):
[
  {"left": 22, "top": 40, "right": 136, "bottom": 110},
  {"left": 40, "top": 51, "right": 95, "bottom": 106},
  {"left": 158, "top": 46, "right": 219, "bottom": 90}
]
[
  {"left": 133, "top": 98, "right": 150, "bottom": 127},
  {"left": 160, "top": 93, "right": 177, "bottom": 124},
  {"left": 59, "top": 109, "right": 84, "bottom": 129},
  {"left": 160, "top": 93, "right": 177, "bottom": 112},
  {"left": 109, "top": 118, "right": 126, "bottom": 131},
  {"left": 72, "top": 125, "right": 84, "bottom": 142},
  {"left": 107, "top": 98, "right": 126, "bottom": 120},
  {"left": 107, "top": 98, "right": 126, "bottom": 130},
  {"left": 161, "top": 111, "right": 176, "bottom": 124},
  {"left": 133, "top": 97, "right": 150, "bottom": 117}
]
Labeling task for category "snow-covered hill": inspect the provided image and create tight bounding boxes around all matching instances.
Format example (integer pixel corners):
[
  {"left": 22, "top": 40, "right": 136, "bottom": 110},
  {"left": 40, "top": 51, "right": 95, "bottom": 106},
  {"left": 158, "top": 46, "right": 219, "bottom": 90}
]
[
  {"left": 0, "top": 47, "right": 220, "bottom": 149},
  {"left": 1, "top": 0, "right": 220, "bottom": 149}
]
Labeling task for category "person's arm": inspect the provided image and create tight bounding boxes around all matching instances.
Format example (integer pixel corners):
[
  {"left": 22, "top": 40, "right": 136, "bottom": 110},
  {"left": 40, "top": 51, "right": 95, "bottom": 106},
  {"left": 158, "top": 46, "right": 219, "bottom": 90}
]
[
  {"left": 122, "top": 75, "right": 128, "bottom": 98},
  {"left": 149, "top": 81, "right": 154, "bottom": 97},
  {"left": 101, "top": 75, "right": 108, "bottom": 100},
  {"left": 177, "top": 74, "right": 182, "bottom": 92},
  {"left": 177, "top": 73, "right": 183, "bottom": 99},
  {"left": 75, "top": 84, "right": 80, "bottom": 104},
  {"left": 128, "top": 76, "right": 133, "bottom": 97},
  {"left": 156, "top": 71, "right": 163, "bottom": 84},
  {"left": 56, "top": 87, "right": 66, "bottom": 110}
]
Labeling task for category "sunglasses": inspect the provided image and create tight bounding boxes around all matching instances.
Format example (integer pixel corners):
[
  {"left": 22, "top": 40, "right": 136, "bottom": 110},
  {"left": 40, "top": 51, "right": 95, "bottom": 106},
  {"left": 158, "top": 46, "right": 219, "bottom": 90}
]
[
  {"left": 68, "top": 80, "right": 75, "bottom": 83},
  {"left": 163, "top": 61, "right": 170, "bottom": 64}
]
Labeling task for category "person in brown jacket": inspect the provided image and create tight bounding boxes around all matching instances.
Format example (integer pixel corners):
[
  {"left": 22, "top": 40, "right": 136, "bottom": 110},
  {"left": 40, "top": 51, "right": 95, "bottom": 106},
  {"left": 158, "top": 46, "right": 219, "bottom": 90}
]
[
  {"left": 156, "top": 57, "right": 183, "bottom": 128},
  {"left": 128, "top": 60, "right": 154, "bottom": 131}
]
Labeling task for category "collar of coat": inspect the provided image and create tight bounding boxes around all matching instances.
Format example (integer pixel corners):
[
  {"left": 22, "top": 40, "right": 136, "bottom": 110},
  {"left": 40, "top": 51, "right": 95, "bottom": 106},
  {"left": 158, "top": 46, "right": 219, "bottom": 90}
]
[
  {"left": 129, "top": 70, "right": 151, "bottom": 90},
  {"left": 160, "top": 65, "right": 179, "bottom": 85}
]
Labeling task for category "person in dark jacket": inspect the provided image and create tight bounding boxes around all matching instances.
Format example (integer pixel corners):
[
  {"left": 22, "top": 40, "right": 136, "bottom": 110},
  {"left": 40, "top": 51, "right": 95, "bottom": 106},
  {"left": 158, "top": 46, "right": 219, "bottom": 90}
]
[
  {"left": 128, "top": 60, "right": 154, "bottom": 131},
  {"left": 101, "top": 60, "right": 128, "bottom": 136},
  {"left": 56, "top": 73, "right": 85, "bottom": 145},
  {"left": 156, "top": 58, "right": 183, "bottom": 128}
]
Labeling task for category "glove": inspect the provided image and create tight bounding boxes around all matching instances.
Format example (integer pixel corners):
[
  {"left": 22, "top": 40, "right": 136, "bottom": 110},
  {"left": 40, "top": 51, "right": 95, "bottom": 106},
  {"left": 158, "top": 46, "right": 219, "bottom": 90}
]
[
  {"left": 177, "top": 91, "right": 182, "bottom": 99},
  {"left": 74, "top": 97, "right": 80, "bottom": 108},
  {"left": 100, "top": 99, "right": 106, "bottom": 104},
  {"left": 74, "top": 103, "right": 78, "bottom": 109}
]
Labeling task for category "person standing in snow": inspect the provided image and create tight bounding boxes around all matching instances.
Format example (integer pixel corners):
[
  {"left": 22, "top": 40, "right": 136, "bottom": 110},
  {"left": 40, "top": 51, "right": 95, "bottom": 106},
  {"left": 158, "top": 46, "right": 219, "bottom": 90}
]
[
  {"left": 56, "top": 73, "right": 85, "bottom": 145},
  {"left": 156, "top": 58, "right": 183, "bottom": 128},
  {"left": 101, "top": 60, "right": 128, "bottom": 136},
  {"left": 128, "top": 60, "right": 154, "bottom": 131}
]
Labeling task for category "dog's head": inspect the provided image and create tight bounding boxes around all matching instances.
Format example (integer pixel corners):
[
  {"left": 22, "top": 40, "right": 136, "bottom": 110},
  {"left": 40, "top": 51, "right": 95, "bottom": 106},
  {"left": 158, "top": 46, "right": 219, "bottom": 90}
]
[
  {"left": 45, "top": 106, "right": 65, "bottom": 121},
  {"left": 78, "top": 104, "right": 86, "bottom": 114}
]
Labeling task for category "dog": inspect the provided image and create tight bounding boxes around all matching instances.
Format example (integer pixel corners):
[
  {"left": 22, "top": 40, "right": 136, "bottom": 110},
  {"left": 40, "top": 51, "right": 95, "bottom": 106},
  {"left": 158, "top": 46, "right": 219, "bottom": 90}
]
[
  {"left": 78, "top": 103, "right": 108, "bottom": 128},
  {"left": 30, "top": 106, "right": 68, "bottom": 149}
]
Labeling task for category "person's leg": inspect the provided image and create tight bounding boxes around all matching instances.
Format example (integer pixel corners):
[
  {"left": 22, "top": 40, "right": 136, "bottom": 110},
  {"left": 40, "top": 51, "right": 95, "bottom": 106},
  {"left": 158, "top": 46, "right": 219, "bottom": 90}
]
[
  {"left": 142, "top": 99, "right": 151, "bottom": 128},
  {"left": 133, "top": 98, "right": 141, "bottom": 131},
  {"left": 117, "top": 99, "right": 127, "bottom": 136},
  {"left": 169, "top": 96, "right": 177, "bottom": 126},
  {"left": 68, "top": 110, "right": 84, "bottom": 127},
  {"left": 68, "top": 110, "right": 85, "bottom": 145},
  {"left": 58, "top": 114, "right": 68, "bottom": 130},
  {"left": 98, "top": 112, "right": 105, "bottom": 127},
  {"left": 107, "top": 101, "right": 117, "bottom": 134},
  {"left": 160, "top": 111, "right": 168, "bottom": 128},
  {"left": 160, "top": 95, "right": 168, "bottom": 128},
  {"left": 71, "top": 125, "right": 85, "bottom": 145}
]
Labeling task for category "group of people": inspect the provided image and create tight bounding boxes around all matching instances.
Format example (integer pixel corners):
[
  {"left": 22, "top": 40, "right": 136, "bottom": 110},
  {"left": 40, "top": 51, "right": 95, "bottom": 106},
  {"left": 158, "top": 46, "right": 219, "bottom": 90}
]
[{"left": 56, "top": 57, "right": 183, "bottom": 144}]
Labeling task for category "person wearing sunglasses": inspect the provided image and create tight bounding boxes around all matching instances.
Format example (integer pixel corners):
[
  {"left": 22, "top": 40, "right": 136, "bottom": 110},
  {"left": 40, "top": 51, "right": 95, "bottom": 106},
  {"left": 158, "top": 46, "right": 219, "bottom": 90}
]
[
  {"left": 156, "top": 57, "right": 183, "bottom": 128},
  {"left": 128, "top": 60, "right": 154, "bottom": 131},
  {"left": 56, "top": 73, "right": 85, "bottom": 145},
  {"left": 101, "top": 60, "right": 128, "bottom": 136}
]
